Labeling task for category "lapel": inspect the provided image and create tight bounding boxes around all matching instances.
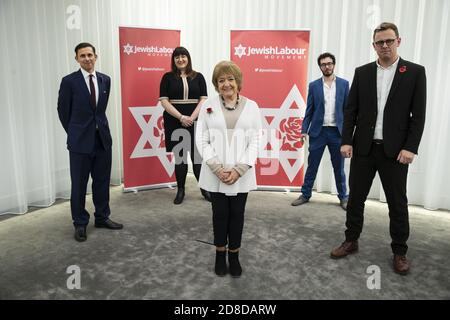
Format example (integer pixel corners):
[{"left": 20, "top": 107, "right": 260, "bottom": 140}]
[
  {"left": 232, "top": 97, "right": 248, "bottom": 129},
  {"left": 317, "top": 79, "right": 325, "bottom": 112},
  {"left": 335, "top": 77, "right": 342, "bottom": 100},
  {"left": 76, "top": 69, "right": 90, "bottom": 100},
  {"left": 368, "top": 62, "right": 378, "bottom": 111},
  {"left": 385, "top": 58, "right": 405, "bottom": 108},
  {"left": 215, "top": 97, "right": 228, "bottom": 132},
  {"left": 334, "top": 78, "right": 343, "bottom": 121},
  {"left": 96, "top": 72, "right": 104, "bottom": 110}
]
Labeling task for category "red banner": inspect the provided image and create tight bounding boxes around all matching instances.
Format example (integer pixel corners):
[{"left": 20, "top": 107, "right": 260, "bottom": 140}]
[
  {"left": 231, "top": 30, "right": 310, "bottom": 189},
  {"left": 119, "top": 27, "right": 180, "bottom": 190}
]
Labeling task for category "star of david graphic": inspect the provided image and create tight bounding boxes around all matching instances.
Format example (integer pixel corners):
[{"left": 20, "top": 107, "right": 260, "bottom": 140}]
[
  {"left": 234, "top": 44, "right": 246, "bottom": 59},
  {"left": 259, "top": 85, "right": 306, "bottom": 182},
  {"left": 123, "top": 43, "right": 134, "bottom": 55},
  {"left": 129, "top": 103, "right": 175, "bottom": 176}
]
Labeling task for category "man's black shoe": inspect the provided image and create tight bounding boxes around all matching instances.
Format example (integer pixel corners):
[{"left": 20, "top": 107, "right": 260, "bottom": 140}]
[
  {"left": 74, "top": 226, "right": 87, "bottom": 242},
  {"left": 94, "top": 219, "right": 123, "bottom": 230}
]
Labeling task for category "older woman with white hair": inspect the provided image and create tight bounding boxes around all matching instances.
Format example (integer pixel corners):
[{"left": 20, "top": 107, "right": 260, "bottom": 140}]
[{"left": 196, "top": 61, "right": 262, "bottom": 277}]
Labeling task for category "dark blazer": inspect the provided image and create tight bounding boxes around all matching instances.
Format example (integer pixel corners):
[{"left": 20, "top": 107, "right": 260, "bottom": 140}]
[
  {"left": 58, "top": 69, "right": 112, "bottom": 154},
  {"left": 302, "top": 76, "right": 349, "bottom": 137},
  {"left": 341, "top": 58, "right": 426, "bottom": 158}
]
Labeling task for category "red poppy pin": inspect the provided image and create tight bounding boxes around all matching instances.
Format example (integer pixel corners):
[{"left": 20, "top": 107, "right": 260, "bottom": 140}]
[
  {"left": 206, "top": 107, "right": 213, "bottom": 114},
  {"left": 399, "top": 66, "right": 407, "bottom": 73}
]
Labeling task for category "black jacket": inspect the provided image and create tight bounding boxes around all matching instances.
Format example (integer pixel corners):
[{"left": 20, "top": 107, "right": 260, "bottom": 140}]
[{"left": 342, "top": 58, "right": 426, "bottom": 158}]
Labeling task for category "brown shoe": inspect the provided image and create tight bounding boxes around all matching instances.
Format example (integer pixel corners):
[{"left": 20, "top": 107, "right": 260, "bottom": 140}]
[
  {"left": 330, "top": 241, "right": 358, "bottom": 259},
  {"left": 393, "top": 255, "right": 410, "bottom": 275}
]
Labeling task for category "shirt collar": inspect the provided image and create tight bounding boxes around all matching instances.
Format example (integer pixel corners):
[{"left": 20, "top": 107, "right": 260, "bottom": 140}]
[
  {"left": 376, "top": 56, "right": 400, "bottom": 70},
  {"left": 322, "top": 75, "right": 336, "bottom": 83},
  {"left": 80, "top": 68, "right": 97, "bottom": 79}
]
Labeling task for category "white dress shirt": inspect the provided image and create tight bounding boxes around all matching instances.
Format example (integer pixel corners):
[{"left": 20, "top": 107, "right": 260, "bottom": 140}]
[
  {"left": 80, "top": 68, "right": 99, "bottom": 105},
  {"left": 322, "top": 76, "right": 337, "bottom": 127},
  {"left": 374, "top": 57, "right": 399, "bottom": 139}
]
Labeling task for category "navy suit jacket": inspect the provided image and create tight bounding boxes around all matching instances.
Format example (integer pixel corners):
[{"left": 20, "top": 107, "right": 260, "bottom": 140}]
[
  {"left": 301, "top": 76, "right": 349, "bottom": 138},
  {"left": 58, "top": 69, "right": 112, "bottom": 154},
  {"left": 341, "top": 58, "right": 426, "bottom": 157}
]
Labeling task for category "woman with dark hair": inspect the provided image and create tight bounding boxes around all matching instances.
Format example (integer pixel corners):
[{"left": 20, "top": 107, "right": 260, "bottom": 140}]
[{"left": 159, "top": 47, "right": 211, "bottom": 204}]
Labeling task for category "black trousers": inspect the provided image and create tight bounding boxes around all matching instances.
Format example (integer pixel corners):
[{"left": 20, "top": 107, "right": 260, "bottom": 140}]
[
  {"left": 172, "top": 127, "right": 201, "bottom": 188},
  {"left": 345, "top": 142, "right": 409, "bottom": 255},
  {"left": 174, "top": 145, "right": 201, "bottom": 188},
  {"left": 211, "top": 192, "right": 248, "bottom": 250},
  {"left": 69, "top": 131, "right": 111, "bottom": 226}
]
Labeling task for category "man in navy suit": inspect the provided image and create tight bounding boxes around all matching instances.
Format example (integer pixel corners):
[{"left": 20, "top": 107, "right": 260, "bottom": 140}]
[
  {"left": 58, "top": 43, "right": 123, "bottom": 242},
  {"left": 292, "top": 52, "right": 349, "bottom": 210},
  {"left": 330, "top": 23, "right": 426, "bottom": 275}
]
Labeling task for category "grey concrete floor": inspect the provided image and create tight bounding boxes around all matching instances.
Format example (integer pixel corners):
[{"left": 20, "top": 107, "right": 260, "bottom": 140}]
[{"left": 1, "top": 174, "right": 449, "bottom": 300}]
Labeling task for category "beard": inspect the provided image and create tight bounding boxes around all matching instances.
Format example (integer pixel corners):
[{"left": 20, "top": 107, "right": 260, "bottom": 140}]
[{"left": 322, "top": 69, "right": 334, "bottom": 77}]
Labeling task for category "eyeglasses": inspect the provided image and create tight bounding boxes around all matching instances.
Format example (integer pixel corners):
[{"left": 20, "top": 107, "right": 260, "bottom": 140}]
[
  {"left": 319, "top": 62, "right": 334, "bottom": 68},
  {"left": 373, "top": 38, "right": 397, "bottom": 48}
]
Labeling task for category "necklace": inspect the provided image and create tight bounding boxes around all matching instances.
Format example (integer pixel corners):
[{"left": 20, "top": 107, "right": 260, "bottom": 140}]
[{"left": 221, "top": 94, "right": 239, "bottom": 110}]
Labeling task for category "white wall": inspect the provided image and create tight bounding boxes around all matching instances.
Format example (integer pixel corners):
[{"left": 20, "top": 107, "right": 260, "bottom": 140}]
[{"left": 1, "top": 0, "right": 449, "bottom": 214}]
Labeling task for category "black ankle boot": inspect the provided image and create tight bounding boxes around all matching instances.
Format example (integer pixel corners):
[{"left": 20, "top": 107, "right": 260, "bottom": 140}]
[
  {"left": 173, "top": 188, "right": 185, "bottom": 204},
  {"left": 215, "top": 250, "right": 227, "bottom": 277},
  {"left": 201, "top": 189, "right": 212, "bottom": 202},
  {"left": 228, "top": 251, "right": 242, "bottom": 278}
]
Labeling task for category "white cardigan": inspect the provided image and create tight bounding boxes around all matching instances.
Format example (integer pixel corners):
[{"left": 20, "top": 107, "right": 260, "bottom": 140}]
[{"left": 195, "top": 95, "right": 262, "bottom": 194}]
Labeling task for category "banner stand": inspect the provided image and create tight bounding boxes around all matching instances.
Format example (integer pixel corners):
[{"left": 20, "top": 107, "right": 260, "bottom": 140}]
[
  {"left": 230, "top": 29, "right": 310, "bottom": 190},
  {"left": 123, "top": 182, "right": 177, "bottom": 193},
  {"left": 119, "top": 27, "right": 180, "bottom": 191}
]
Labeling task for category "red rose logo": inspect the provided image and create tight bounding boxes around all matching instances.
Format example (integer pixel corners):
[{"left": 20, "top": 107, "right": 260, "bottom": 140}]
[
  {"left": 399, "top": 66, "right": 407, "bottom": 73},
  {"left": 206, "top": 107, "right": 213, "bottom": 114},
  {"left": 153, "top": 116, "right": 165, "bottom": 148},
  {"left": 278, "top": 117, "right": 304, "bottom": 151}
]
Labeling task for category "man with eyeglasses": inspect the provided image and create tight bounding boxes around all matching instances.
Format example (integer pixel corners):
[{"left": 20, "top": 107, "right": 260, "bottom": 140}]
[
  {"left": 330, "top": 22, "right": 426, "bottom": 275},
  {"left": 291, "top": 52, "right": 349, "bottom": 210}
]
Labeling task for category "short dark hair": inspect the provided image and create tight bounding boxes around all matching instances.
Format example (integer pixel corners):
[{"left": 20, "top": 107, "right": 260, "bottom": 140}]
[
  {"left": 317, "top": 52, "right": 335, "bottom": 66},
  {"left": 373, "top": 22, "right": 399, "bottom": 40},
  {"left": 74, "top": 42, "right": 96, "bottom": 56},
  {"left": 171, "top": 46, "right": 196, "bottom": 78}
]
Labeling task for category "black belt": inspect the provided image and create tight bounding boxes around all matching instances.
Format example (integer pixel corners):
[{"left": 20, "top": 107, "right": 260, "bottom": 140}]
[{"left": 373, "top": 139, "right": 383, "bottom": 144}]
